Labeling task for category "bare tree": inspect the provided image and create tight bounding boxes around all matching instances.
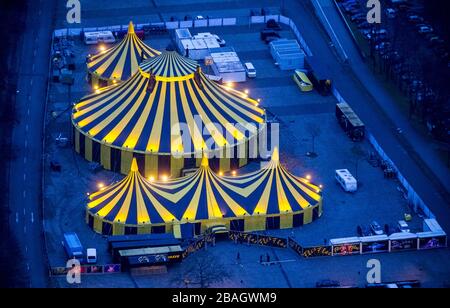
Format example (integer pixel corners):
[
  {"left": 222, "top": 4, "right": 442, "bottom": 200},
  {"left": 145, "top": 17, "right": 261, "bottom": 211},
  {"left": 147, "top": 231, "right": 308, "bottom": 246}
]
[
  {"left": 173, "top": 251, "right": 230, "bottom": 288},
  {"left": 306, "top": 122, "right": 322, "bottom": 157}
]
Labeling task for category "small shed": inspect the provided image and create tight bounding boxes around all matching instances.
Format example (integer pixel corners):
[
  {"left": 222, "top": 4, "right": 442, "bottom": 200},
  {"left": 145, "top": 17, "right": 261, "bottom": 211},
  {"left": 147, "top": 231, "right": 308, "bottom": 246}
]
[{"left": 269, "top": 39, "right": 305, "bottom": 70}]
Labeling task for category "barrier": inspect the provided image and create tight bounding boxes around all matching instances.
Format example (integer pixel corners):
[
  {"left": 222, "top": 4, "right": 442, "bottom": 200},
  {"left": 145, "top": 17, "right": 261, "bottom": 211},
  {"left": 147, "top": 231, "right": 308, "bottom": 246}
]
[
  {"left": 332, "top": 86, "right": 434, "bottom": 219},
  {"left": 50, "top": 264, "right": 121, "bottom": 276},
  {"left": 181, "top": 234, "right": 215, "bottom": 259},
  {"left": 229, "top": 231, "right": 288, "bottom": 249},
  {"left": 53, "top": 15, "right": 313, "bottom": 58}
]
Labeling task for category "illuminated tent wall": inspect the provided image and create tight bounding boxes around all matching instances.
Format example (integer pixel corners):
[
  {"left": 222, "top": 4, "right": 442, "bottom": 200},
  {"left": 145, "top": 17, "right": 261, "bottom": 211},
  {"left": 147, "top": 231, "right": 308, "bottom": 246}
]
[
  {"left": 73, "top": 51, "right": 266, "bottom": 178},
  {"left": 86, "top": 21, "right": 160, "bottom": 89},
  {"left": 86, "top": 150, "right": 322, "bottom": 236}
]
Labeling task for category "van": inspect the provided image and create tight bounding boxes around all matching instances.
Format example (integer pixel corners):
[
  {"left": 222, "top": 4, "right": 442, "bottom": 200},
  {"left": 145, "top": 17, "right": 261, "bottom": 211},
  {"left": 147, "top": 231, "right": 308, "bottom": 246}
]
[
  {"left": 86, "top": 248, "right": 97, "bottom": 264},
  {"left": 335, "top": 169, "right": 357, "bottom": 192},
  {"left": 84, "top": 31, "right": 116, "bottom": 45},
  {"left": 244, "top": 62, "right": 256, "bottom": 78},
  {"left": 293, "top": 69, "right": 313, "bottom": 92}
]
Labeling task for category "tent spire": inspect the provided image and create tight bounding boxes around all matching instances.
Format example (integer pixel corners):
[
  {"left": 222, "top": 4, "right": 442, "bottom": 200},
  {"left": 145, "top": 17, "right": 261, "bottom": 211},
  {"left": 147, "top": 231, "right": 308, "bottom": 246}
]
[
  {"left": 130, "top": 158, "right": 139, "bottom": 172},
  {"left": 271, "top": 147, "right": 279, "bottom": 163},
  {"left": 128, "top": 21, "right": 135, "bottom": 34},
  {"left": 201, "top": 154, "right": 209, "bottom": 168}
]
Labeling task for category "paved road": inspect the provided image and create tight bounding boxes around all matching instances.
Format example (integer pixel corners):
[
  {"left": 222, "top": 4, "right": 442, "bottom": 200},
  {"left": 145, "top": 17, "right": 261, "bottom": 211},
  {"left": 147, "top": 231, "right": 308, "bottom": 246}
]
[
  {"left": 8, "top": 0, "right": 56, "bottom": 287},
  {"left": 280, "top": 0, "right": 450, "bottom": 232}
]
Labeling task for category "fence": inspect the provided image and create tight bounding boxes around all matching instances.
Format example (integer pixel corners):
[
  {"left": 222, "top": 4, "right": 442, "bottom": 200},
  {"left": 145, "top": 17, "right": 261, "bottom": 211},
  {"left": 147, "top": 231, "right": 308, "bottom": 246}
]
[
  {"left": 53, "top": 14, "right": 313, "bottom": 57},
  {"left": 332, "top": 86, "right": 434, "bottom": 219},
  {"left": 50, "top": 264, "right": 121, "bottom": 276},
  {"left": 229, "top": 231, "right": 288, "bottom": 249}
]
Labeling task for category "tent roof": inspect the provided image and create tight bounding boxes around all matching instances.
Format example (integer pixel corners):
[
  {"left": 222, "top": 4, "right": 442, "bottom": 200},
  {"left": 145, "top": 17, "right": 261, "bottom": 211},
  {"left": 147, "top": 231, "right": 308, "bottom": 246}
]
[
  {"left": 87, "top": 150, "right": 322, "bottom": 226},
  {"left": 73, "top": 51, "right": 265, "bottom": 155},
  {"left": 86, "top": 22, "right": 160, "bottom": 82}
]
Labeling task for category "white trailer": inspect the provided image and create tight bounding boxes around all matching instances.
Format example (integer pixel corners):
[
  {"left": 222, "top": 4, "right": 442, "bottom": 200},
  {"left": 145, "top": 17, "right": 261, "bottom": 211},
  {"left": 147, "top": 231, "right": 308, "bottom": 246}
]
[{"left": 335, "top": 169, "right": 357, "bottom": 192}]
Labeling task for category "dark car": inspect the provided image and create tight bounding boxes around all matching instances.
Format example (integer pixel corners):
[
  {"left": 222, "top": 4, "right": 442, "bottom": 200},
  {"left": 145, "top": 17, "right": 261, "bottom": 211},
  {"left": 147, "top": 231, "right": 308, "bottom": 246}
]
[
  {"left": 316, "top": 280, "right": 341, "bottom": 288},
  {"left": 357, "top": 225, "right": 372, "bottom": 237},
  {"left": 266, "top": 19, "right": 282, "bottom": 30},
  {"left": 260, "top": 29, "right": 280, "bottom": 41}
]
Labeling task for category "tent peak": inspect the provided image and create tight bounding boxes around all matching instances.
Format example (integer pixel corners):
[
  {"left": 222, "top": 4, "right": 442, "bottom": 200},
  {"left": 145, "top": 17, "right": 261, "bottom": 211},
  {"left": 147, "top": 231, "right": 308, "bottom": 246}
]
[
  {"left": 128, "top": 21, "right": 135, "bottom": 34},
  {"left": 201, "top": 155, "right": 209, "bottom": 168},
  {"left": 130, "top": 158, "right": 139, "bottom": 172},
  {"left": 271, "top": 147, "right": 279, "bottom": 163}
]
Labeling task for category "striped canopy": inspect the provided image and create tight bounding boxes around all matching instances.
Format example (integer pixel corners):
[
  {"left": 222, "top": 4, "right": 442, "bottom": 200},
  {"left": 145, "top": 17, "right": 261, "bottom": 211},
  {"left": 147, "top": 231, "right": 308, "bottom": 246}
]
[
  {"left": 74, "top": 51, "right": 266, "bottom": 155},
  {"left": 86, "top": 22, "right": 160, "bottom": 83},
  {"left": 87, "top": 149, "right": 322, "bottom": 227}
]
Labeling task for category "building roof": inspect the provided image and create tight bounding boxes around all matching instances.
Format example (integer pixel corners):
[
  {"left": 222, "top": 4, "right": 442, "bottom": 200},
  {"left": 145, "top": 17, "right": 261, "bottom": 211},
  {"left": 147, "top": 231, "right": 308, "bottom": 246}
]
[{"left": 86, "top": 22, "right": 160, "bottom": 82}]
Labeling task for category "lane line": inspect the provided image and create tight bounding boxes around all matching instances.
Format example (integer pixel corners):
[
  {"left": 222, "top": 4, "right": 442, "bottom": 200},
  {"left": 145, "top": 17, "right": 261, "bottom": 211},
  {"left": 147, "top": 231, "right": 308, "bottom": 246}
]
[
  {"left": 16, "top": 212, "right": 19, "bottom": 223},
  {"left": 23, "top": 173, "right": 27, "bottom": 181},
  {"left": 31, "top": 212, "right": 34, "bottom": 223},
  {"left": 24, "top": 157, "right": 27, "bottom": 164}
]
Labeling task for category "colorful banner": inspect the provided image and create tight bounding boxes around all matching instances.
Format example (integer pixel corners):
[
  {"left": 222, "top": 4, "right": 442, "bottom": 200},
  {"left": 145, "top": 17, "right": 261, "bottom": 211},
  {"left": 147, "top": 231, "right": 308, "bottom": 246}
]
[
  {"left": 288, "top": 237, "right": 303, "bottom": 256},
  {"left": 332, "top": 243, "right": 360, "bottom": 256},
  {"left": 229, "top": 231, "right": 287, "bottom": 249},
  {"left": 419, "top": 236, "right": 447, "bottom": 250},
  {"left": 390, "top": 238, "right": 418, "bottom": 252},
  {"left": 302, "top": 246, "right": 332, "bottom": 258},
  {"left": 361, "top": 240, "right": 389, "bottom": 254}
]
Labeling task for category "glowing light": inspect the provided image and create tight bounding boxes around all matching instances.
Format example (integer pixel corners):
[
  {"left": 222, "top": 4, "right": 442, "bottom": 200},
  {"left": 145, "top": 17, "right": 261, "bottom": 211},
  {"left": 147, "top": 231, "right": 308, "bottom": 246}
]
[
  {"left": 218, "top": 171, "right": 223, "bottom": 176},
  {"left": 148, "top": 176, "right": 155, "bottom": 182},
  {"left": 161, "top": 175, "right": 168, "bottom": 182},
  {"left": 94, "top": 85, "right": 99, "bottom": 90},
  {"left": 99, "top": 45, "right": 106, "bottom": 52},
  {"left": 112, "top": 79, "right": 117, "bottom": 84},
  {"left": 319, "top": 184, "right": 323, "bottom": 189},
  {"left": 95, "top": 89, "right": 101, "bottom": 94},
  {"left": 226, "top": 82, "right": 234, "bottom": 88},
  {"left": 231, "top": 170, "right": 237, "bottom": 176},
  {"left": 257, "top": 98, "right": 261, "bottom": 102},
  {"left": 244, "top": 89, "right": 249, "bottom": 94},
  {"left": 97, "top": 182, "right": 105, "bottom": 190},
  {"left": 306, "top": 174, "right": 312, "bottom": 180}
]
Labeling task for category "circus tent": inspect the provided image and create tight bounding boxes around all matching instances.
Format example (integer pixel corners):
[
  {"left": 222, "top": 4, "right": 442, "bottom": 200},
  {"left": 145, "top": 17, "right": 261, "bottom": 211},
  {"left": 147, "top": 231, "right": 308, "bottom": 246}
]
[
  {"left": 73, "top": 50, "right": 266, "bottom": 178},
  {"left": 86, "top": 149, "right": 323, "bottom": 236},
  {"left": 86, "top": 21, "right": 160, "bottom": 88}
]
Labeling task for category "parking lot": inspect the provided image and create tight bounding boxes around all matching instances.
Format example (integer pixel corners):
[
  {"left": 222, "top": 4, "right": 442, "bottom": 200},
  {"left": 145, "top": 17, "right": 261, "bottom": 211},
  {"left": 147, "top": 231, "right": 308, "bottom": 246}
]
[{"left": 43, "top": 13, "right": 448, "bottom": 287}]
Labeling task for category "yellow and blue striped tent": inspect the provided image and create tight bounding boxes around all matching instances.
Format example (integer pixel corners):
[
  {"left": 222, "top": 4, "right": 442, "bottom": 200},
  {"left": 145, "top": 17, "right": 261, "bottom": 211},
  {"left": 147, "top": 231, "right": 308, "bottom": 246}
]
[
  {"left": 74, "top": 51, "right": 266, "bottom": 177},
  {"left": 86, "top": 21, "right": 160, "bottom": 88},
  {"left": 86, "top": 149, "right": 323, "bottom": 236}
]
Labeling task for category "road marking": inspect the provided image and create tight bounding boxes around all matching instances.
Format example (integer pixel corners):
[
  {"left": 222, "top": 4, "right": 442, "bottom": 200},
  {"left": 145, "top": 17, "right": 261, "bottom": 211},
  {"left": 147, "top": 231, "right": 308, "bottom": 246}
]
[
  {"left": 30, "top": 79, "right": 33, "bottom": 86},
  {"left": 23, "top": 190, "right": 26, "bottom": 198},
  {"left": 31, "top": 212, "right": 34, "bottom": 223},
  {"left": 25, "top": 246, "right": 28, "bottom": 253},
  {"left": 24, "top": 157, "right": 27, "bottom": 164},
  {"left": 23, "top": 173, "right": 27, "bottom": 181},
  {"left": 32, "top": 64, "right": 35, "bottom": 72},
  {"left": 28, "top": 95, "right": 31, "bottom": 101},
  {"left": 25, "top": 140, "right": 28, "bottom": 148},
  {"left": 33, "top": 49, "right": 37, "bottom": 57},
  {"left": 24, "top": 226, "right": 27, "bottom": 234},
  {"left": 16, "top": 212, "right": 19, "bottom": 223},
  {"left": 27, "top": 263, "right": 30, "bottom": 271},
  {"left": 25, "top": 125, "right": 29, "bottom": 132},
  {"left": 27, "top": 108, "right": 30, "bottom": 116},
  {"left": 23, "top": 208, "right": 26, "bottom": 215}
]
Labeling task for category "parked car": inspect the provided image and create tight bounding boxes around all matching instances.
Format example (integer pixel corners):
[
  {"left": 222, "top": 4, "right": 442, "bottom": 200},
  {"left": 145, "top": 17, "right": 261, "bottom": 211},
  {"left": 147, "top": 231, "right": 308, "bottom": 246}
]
[
  {"left": 385, "top": 8, "right": 397, "bottom": 18},
  {"left": 350, "top": 13, "right": 366, "bottom": 22},
  {"left": 418, "top": 26, "right": 433, "bottom": 34},
  {"left": 260, "top": 29, "right": 280, "bottom": 40},
  {"left": 370, "top": 221, "right": 384, "bottom": 235},
  {"left": 266, "top": 19, "right": 282, "bottom": 30},
  {"left": 316, "top": 280, "right": 340, "bottom": 288},
  {"left": 357, "top": 225, "right": 372, "bottom": 237},
  {"left": 397, "top": 220, "right": 410, "bottom": 233},
  {"left": 407, "top": 15, "right": 424, "bottom": 24}
]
